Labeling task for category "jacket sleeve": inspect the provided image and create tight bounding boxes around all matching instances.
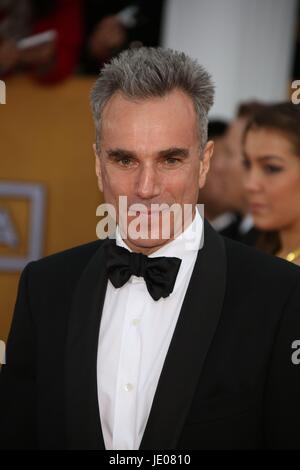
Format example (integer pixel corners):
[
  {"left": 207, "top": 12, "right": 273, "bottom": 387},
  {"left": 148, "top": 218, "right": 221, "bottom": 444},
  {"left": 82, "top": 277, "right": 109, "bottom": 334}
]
[
  {"left": 0, "top": 263, "right": 37, "bottom": 449},
  {"left": 264, "top": 277, "right": 300, "bottom": 449}
]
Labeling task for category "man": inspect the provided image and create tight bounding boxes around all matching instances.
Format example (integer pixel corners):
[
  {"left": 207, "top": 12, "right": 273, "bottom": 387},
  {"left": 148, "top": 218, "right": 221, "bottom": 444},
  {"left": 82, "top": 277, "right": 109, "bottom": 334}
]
[
  {"left": 1, "top": 47, "right": 300, "bottom": 450},
  {"left": 198, "top": 120, "right": 229, "bottom": 224},
  {"left": 223, "top": 102, "right": 268, "bottom": 246},
  {"left": 79, "top": 0, "right": 165, "bottom": 74},
  {"left": 198, "top": 119, "right": 242, "bottom": 239}
]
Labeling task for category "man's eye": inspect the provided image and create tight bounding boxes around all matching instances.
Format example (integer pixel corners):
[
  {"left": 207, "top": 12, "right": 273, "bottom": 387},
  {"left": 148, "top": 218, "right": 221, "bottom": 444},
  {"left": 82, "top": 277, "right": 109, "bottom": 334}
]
[
  {"left": 264, "top": 165, "right": 283, "bottom": 174},
  {"left": 242, "top": 158, "right": 251, "bottom": 170},
  {"left": 117, "top": 157, "right": 133, "bottom": 167},
  {"left": 165, "top": 157, "right": 180, "bottom": 165}
]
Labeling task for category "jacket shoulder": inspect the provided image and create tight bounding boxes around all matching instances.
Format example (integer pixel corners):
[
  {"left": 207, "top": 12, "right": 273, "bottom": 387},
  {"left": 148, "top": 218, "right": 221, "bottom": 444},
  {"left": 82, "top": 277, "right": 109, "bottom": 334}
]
[
  {"left": 222, "top": 235, "right": 300, "bottom": 285},
  {"left": 25, "top": 239, "right": 104, "bottom": 281}
]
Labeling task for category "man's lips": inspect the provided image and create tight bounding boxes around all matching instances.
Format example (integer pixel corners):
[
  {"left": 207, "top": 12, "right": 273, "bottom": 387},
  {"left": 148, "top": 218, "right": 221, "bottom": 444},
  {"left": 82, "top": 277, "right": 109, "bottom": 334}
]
[
  {"left": 136, "top": 210, "right": 169, "bottom": 217},
  {"left": 129, "top": 207, "right": 172, "bottom": 215},
  {"left": 249, "top": 202, "right": 267, "bottom": 213}
]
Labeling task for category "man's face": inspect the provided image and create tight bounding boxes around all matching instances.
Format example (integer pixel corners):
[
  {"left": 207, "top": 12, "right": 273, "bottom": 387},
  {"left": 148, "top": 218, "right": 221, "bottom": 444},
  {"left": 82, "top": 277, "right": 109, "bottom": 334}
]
[
  {"left": 198, "top": 135, "right": 231, "bottom": 218},
  {"left": 222, "top": 118, "right": 248, "bottom": 212},
  {"left": 94, "top": 89, "right": 213, "bottom": 254}
]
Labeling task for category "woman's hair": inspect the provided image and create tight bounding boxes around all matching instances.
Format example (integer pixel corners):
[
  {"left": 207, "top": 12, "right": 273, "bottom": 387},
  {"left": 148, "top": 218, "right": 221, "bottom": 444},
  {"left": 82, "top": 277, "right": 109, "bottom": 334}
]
[
  {"left": 237, "top": 100, "right": 268, "bottom": 120},
  {"left": 255, "top": 231, "right": 281, "bottom": 256},
  {"left": 243, "top": 102, "right": 300, "bottom": 256},
  {"left": 243, "top": 102, "right": 300, "bottom": 157}
]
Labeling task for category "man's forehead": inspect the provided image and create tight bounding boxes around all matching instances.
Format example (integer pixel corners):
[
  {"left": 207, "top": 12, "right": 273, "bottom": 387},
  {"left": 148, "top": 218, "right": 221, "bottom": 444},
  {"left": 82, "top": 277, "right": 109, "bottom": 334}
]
[
  {"left": 100, "top": 89, "right": 198, "bottom": 146},
  {"left": 102, "top": 88, "right": 196, "bottom": 118}
]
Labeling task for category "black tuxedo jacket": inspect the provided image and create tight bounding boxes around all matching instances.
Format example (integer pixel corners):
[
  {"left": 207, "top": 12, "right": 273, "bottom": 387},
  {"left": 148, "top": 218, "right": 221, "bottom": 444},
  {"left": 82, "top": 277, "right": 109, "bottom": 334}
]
[
  {"left": 218, "top": 213, "right": 260, "bottom": 247},
  {"left": 1, "top": 221, "right": 300, "bottom": 450}
]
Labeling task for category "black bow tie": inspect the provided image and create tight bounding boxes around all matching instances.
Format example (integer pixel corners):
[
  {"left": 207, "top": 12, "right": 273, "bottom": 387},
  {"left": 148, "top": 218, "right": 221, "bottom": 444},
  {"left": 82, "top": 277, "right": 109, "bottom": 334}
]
[{"left": 105, "top": 240, "right": 182, "bottom": 301}]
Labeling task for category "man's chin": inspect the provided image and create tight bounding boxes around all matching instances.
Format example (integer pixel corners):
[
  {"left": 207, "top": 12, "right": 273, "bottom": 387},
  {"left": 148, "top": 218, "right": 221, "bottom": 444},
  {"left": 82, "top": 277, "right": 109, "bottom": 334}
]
[{"left": 125, "top": 235, "right": 174, "bottom": 253}]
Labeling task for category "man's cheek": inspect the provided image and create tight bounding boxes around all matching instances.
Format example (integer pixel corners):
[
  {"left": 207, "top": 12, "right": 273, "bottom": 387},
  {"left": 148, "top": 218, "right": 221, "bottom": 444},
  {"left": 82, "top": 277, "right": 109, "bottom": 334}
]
[{"left": 102, "top": 172, "right": 120, "bottom": 195}]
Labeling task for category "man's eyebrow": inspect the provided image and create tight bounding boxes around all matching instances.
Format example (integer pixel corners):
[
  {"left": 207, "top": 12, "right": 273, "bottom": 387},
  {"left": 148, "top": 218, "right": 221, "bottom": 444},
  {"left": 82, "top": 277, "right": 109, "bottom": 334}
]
[
  {"left": 158, "top": 147, "right": 189, "bottom": 158},
  {"left": 242, "top": 151, "right": 284, "bottom": 163},
  {"left": 256, "top": 155, "right": 285, "bottom": 163},
  {"left": 106, "top": 148, "right": 136, "bottom": 159},
  {"left": 106, "top": 147, "right": 190, "bottom": 159}
]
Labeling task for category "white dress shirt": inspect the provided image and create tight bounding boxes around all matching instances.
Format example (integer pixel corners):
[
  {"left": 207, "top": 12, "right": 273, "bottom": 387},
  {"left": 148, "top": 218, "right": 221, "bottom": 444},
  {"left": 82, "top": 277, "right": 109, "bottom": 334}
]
[{"left": 97, "top": 209, "right": 203, "bottom": 450}]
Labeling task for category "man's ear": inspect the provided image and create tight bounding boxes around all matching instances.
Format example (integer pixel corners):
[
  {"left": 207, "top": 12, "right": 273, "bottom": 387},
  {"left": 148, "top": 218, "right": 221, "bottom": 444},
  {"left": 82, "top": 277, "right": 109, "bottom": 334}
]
[
  {"left": 199, "top": 140, "right": 214, "bottom": 189},
  {"left": 93, "top": 143, "right": 103, "bottom": 193}
]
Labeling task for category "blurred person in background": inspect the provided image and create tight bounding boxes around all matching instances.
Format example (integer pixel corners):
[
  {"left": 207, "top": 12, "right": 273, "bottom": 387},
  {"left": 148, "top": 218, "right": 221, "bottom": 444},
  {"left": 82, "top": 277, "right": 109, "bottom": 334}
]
[
  {"left": 0, "top": 0, "right": 82, "bottom": 84},
  {"left": 79, "top": 0, "right": 165, "bottom": 75},
  {"left": 243, "top": 102, "right": 300, "bottom": 266},
  {"left": 0, "top": 0, "right": 31, "bottom": 72},
  {"left": 198, "top": 119, "right": 242, "bottom": 239},
  {"left": 223, "top": 101, "right": 267, "bottom": 245}
]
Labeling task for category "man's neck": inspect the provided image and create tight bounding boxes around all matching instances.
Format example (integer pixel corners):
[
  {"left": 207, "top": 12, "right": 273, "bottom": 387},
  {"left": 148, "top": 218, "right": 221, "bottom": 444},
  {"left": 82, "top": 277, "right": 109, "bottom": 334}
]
[{"left": 118, "top": 208, "right": 197, "bottom": 255}]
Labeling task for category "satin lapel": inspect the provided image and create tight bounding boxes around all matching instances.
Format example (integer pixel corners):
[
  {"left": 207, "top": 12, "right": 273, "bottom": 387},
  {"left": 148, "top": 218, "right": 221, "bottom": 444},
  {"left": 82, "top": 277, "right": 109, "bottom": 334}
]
[
  {"left": 65, "top": 238, "right": 110, "bottom": 450},
  {"left": 140, "top": 221, "right": 227, "bottom": 449}
]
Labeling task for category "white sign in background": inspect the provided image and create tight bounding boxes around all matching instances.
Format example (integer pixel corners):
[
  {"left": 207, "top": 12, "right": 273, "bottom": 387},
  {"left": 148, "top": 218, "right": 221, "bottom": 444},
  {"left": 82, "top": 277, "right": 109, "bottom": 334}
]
[{"left": 0, "top": 181, "right": 46, "bottom": 271}]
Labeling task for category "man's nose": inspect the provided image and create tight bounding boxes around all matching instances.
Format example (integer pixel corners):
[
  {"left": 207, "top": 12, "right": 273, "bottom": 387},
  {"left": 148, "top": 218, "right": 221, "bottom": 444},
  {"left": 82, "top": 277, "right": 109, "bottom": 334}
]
[
  {"left": 214, "top": 154, "right": 227, "bottom": 174},
  {"left": 136, "top": 165, "right": 161, "bottom": 200},
  {"left": 243, "top": 169, "right": 263, "bottom": 194}
]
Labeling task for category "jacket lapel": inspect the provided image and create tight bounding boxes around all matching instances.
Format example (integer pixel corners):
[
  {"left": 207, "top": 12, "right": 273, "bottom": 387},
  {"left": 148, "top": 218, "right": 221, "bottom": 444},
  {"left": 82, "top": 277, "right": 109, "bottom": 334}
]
[
  {"left": 65, "top": 238, "right": 110, "bottom": 450},
  {"left": 139, "top": 221, "right": 227, "bottom": 449}
]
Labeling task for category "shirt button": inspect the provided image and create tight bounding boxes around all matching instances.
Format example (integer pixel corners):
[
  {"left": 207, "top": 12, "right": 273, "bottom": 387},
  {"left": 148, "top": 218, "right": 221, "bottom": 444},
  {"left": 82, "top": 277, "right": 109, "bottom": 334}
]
[
  {"left": 132, "top": 318, "right": 140, "bottom": 326},
  {"left": 124, "top": 383, "right": 134, "bottom": 392}
]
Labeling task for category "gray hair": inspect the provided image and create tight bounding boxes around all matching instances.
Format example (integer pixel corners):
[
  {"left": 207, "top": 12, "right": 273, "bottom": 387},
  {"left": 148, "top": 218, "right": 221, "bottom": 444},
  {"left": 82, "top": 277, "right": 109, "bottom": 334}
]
[{"left": 90, "top": 47, "right": 214, "bottom": 153}]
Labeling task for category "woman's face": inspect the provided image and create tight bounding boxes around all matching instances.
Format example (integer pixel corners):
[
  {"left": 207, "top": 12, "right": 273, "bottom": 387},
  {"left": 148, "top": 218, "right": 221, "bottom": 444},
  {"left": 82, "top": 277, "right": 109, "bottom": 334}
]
[{"left": 243, "top": 128, "right": 300, "bottom": 231}]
